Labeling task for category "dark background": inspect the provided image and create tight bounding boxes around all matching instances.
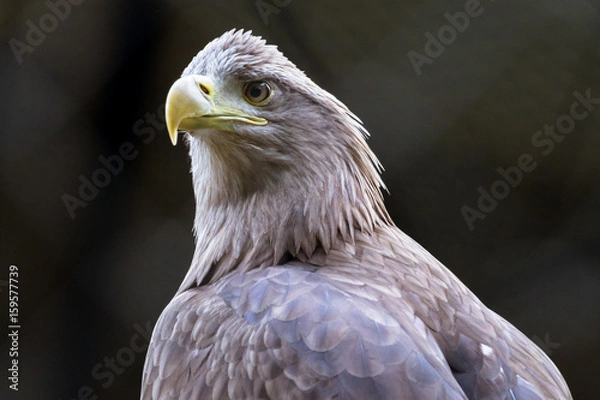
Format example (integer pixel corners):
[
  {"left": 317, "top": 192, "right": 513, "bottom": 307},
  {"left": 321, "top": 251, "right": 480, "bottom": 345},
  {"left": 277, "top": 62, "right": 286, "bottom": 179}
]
[{"left": 1, "top": 0, "right": 599, "bottom": 399}]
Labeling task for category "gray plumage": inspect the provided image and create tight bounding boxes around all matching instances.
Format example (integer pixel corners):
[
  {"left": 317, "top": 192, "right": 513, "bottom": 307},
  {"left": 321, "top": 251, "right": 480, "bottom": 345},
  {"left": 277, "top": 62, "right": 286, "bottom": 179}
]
[{"left": 141, "top": 30, "right": 571, "bottom": 399}]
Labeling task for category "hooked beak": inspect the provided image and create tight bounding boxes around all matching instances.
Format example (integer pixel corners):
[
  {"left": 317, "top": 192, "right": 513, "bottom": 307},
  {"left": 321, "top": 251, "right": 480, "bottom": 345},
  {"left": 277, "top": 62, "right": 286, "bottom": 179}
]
[{"left": 165, "top": 74, "right": 268, "bottom": 145}]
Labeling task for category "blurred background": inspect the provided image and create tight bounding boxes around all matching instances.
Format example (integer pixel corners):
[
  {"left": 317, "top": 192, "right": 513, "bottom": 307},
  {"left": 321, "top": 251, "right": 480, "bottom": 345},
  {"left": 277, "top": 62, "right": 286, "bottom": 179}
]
[{"left": 1, "top": 0, "right": 599, "bottom": 398}]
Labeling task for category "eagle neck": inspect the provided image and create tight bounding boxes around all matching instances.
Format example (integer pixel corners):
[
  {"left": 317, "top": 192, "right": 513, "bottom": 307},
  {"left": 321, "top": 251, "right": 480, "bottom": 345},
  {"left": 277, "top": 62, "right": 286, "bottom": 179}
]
[{"left": 177, "top": 131, "right": 392, "bottom": 293}]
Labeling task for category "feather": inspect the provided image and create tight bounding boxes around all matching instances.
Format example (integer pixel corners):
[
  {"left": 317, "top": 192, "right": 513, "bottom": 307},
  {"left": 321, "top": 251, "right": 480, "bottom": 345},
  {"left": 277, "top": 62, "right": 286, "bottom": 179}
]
[{"left": 140, "top": 30, "right": 572, "bottom": 400}]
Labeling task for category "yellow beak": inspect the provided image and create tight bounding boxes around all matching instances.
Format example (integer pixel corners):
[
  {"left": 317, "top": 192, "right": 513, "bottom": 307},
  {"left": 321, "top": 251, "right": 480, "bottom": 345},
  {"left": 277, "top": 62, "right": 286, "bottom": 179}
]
[{"left": 165, "top": 74, "right": 268, "bottom": 145}]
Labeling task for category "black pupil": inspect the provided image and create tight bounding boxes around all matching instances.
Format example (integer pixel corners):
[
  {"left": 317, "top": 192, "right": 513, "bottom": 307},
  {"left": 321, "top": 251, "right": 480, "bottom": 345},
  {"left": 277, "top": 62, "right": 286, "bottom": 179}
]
[{"left": 250, "top": 85, "right": 263, "bottom": 99}]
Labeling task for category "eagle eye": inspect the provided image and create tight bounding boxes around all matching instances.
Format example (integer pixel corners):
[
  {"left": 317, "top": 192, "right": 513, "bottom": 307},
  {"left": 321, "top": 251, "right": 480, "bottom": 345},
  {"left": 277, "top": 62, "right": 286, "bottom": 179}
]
[{"left": 243, "top": 81, "right": 272, "bottom": 105}]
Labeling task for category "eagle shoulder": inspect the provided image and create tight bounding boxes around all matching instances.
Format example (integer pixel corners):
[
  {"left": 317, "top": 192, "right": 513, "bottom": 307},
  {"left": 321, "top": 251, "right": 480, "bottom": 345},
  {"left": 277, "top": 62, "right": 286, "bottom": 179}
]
[{"left": 141, "top": 264, "right": 467, "bottom": 399}]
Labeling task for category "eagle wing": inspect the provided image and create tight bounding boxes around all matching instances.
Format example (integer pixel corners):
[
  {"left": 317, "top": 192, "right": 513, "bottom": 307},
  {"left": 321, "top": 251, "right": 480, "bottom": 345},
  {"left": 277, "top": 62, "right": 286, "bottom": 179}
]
[{"left": 141, "top": 263, "right": 469, "bottom": 399}]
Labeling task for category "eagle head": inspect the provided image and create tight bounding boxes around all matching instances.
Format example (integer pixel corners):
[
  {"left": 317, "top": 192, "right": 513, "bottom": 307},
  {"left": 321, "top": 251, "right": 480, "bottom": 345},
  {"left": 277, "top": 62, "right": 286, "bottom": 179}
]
[
  {"left": 166, "top": 30, "right": 386, "bottom": 202},
  {"left": 165, "top": 30, "right": 390, "bottom": 286}
]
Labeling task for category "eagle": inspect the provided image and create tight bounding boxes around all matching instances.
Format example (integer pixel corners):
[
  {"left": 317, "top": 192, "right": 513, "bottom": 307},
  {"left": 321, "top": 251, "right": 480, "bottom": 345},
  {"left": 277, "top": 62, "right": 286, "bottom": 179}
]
[{"left": 140, "top": 30, "right": 571, "bottom": 399}]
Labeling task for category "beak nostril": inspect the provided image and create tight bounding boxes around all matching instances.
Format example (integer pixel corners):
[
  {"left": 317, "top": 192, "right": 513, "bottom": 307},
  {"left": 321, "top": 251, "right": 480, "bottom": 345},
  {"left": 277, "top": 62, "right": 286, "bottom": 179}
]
[{"left": 199, "top": 83, "right": 210, "bottom": 95}]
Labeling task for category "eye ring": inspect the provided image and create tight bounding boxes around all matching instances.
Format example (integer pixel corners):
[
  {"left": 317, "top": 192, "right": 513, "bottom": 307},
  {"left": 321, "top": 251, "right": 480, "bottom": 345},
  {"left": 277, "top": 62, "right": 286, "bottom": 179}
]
[{"left": 243, "top": 81, "right": 273, "bottom": 105}]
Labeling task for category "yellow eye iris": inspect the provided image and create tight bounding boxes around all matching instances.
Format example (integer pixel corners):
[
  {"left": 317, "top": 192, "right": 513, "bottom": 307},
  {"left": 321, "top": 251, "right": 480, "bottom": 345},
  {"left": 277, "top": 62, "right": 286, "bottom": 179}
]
[{"left": 243, "top": 81, "right": 272, "bottom": 105}]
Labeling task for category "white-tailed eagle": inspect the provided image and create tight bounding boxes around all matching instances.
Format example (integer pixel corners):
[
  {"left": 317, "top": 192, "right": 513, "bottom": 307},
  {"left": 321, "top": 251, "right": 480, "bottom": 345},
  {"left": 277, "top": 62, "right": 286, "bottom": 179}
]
[{"left": 140, "top": 30, "right": 571, "bottom": 400}]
